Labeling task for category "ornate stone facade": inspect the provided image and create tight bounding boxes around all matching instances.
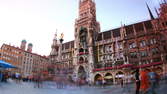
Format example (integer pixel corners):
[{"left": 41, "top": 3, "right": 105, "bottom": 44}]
[{"left": 49, "top": 0, "right": 167, "bottom": 84}]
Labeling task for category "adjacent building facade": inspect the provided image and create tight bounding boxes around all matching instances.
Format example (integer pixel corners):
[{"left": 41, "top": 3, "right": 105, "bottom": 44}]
[
  {"left": 0, "top": 44, "right": 23, "bottom": 73},
  {"left": 0, "top": 40, "right": 49, "bottom": 77},
  {"left": 49, "top": 0, "right": 167, "bottom": 84}
]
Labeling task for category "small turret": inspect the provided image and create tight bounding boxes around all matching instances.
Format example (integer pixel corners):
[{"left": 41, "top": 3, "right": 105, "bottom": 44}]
[
  {"left": 50, "top": 32, "right": 59, "bottom": 55},
  {"left": 59, "top": 33, "right": 64, "bottom": 44}
]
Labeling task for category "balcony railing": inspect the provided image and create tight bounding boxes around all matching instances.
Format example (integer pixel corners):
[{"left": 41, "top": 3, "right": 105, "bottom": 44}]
[
  {"left": 136, "top": 32, "right": 146, "bottom": 37},
  {"left": 124, "top": 34, "right": 135, "bottom": 40},
  {"left": 78, "top": 52, "right": 89, "bottom": 55},
  {"left": 93, "top": 64, "right": 133, "bottom": 72},
  {"left": 78, "top": 60, "right": 88, "bottom": 64}
]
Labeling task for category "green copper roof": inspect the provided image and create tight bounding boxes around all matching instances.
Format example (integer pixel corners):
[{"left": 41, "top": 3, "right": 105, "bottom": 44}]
[
  {"left": 22, "top": 40, "right": 27, "bottom": 43},
  {"left": 28, "top": 43, "right": 33, "bottom": 46}
]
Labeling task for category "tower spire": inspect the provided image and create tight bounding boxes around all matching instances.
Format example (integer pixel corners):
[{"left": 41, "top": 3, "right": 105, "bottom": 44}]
[
  {"left": 155, "top": 7, "right": 159, "bottom": 17},
  {"left": 146, "top": 3, "right": 155, "bottom": 20}
]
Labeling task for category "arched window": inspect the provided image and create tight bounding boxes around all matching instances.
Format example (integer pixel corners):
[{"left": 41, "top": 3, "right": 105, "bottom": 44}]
[
  {"left": 79, "top": 57, "right": 84, "bottom": 62},
  {"left": 79, "top": 48, "right": 84, "bottom": 53},
  {"left": 79, "top": 27, "right": 87, "bottom": 48}
]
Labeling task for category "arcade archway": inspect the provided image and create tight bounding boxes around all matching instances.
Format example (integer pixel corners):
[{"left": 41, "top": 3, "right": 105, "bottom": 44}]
[
  {"left": 115, "top": 71, "right": 124, "bottom": 84},
  {"left": 78, "top": 66, "right": 87, "bottom": 80},
  {"left": 94, "top": 74, "right": 103, "bottom": 85},
  {"left": 104, "top": 73, "right": 113, "bottom": 85}
]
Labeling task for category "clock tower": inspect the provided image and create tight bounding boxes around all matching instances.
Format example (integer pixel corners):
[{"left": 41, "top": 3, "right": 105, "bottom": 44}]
[{"left": 73, "top": 0, "right": 100, "bottom": 83}]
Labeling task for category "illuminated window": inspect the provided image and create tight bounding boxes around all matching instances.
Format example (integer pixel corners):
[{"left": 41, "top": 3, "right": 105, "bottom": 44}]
[
  {"left": 129, "top": 42, "right": 136, "bottom": 49},
  {"left": 140, "top": 51, "right": 148, "bottom": 57},
  {"left": 140, "top": 40, "right": 146, "bottom": 47},
  {"left": 130, "top": 52, "right": 137, "bottom": 58},
  {"left": 151, "top": 48, "right": 159, "bottom": 55},
  {"left": 150, "top": 38, "right": 157, "bottom": 45}
]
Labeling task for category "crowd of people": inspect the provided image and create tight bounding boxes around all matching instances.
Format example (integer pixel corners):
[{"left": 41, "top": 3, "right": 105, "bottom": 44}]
[
  {"left": 134, "top": 68, "right": 166, "bottom": 94},
  {"left": 1, "top": 68, "right": 167, "bottom": 93},
  {"left": 0, "top": 71, "right": 22, "bottom": 83},
  {"left": 0, "top": 71, "right": 9, "bottom": 82}
]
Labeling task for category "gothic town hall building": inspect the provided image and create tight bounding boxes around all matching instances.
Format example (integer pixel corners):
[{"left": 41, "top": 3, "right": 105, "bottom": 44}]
[{"left": 49, "top": 0, "right": 167, "bottom": 84}]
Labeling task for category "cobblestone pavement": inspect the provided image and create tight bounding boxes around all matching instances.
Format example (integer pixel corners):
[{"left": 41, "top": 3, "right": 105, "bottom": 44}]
[{"left": 0, "top": 80, "right": 167, "bottom": 94}]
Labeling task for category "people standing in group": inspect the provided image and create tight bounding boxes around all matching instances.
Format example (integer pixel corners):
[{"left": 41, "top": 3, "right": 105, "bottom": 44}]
[{"left": 134, "top": 69, "right": 140, "bottom": 94}]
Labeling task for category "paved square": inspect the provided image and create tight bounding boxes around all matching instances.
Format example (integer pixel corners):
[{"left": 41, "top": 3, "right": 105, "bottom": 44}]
[{"left": 0, "top": 80, "right": 167, "bottom": 94}]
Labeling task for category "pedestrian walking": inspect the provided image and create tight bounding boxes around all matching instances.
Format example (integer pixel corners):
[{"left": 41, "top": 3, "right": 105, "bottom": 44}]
[
  {"left": 2, "top": 72, "right": 8, "bottom": 82},
  {"left": 120, "top": 79, "right": 124, "bottom": 88},
  {"left": 164, "top": 73, "right": 167, "bottom": 84},
  {"left": 140, "top": 69, "right": 150, "bottom": 94},
  {"left": 15, "top": 73, "right": 21, "bottom": 83},
  {"left": 102, "top": 79, "right": 106, "bottom": 88},
  {"left": 0, "top": 71, "right": 3, "bottom": 82},
  {"left": 147, "top": 69, "right": 159, "bottom": 94},
  {"left": 34, "top": 73, "right": 43, "bottom": 88},
  {"left": 134, "top": 69, "right": 140, "bottom": 94}
]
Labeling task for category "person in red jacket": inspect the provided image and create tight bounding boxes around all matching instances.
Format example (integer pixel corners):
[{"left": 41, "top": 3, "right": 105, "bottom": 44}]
[{"left": 140, "top": 69, "right": 150, "bottom": 94}]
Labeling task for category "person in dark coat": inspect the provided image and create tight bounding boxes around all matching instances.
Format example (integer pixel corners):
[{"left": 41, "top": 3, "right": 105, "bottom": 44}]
[
  {"left": 0, "top": 71, "right": 3, "bottom": 82},
  {"left": 134, "top": 69, "right": 140, "bottom": 94}
]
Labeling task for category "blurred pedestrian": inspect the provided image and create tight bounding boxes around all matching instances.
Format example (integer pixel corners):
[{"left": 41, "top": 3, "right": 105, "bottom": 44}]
[
  {"left": 148, "top": 69, "right": 159, "bottom": 94},
  {"left": 34, "top": 73, "right": 43, "bottom": 88},
  {"left": 140, "top": 69, "right": 150, "bottom": 94},
  {"left": 120, "top": 79, "right": 124, "bottom": 88},
  {"left": 0, "top": 71, "right": 2, "bottom": 82},
  {"left": 15, "top": 73, "right": 21, "bottom": 83},
  {"left": 2, "top": 72, "right": 8, "bottom": 82},
  {"left": 164, "top": 73, "right": 167, "bottom": 84},
  {"left": 102, "top": 79, "right": 106, "bottom": 88},
  {"left": 134, "top": 69, "right": 140, "bottom": 94},
  {"left": 37, "top": 74, "right": 43, "bottom": 88}
]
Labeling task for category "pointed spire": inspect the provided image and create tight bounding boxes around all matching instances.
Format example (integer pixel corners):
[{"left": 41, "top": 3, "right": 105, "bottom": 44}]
[
  {"left": 54, "top": 29, "right": 58, "bottom": 40},
  {"left": 154, "top": 7, "right": 159, "bottom": 17},
  {"left": 146, "top": 3, "right": 155, "bottom": 20},
  {"left": 161, "top": 0, "right": 163, "bottom": 3}
]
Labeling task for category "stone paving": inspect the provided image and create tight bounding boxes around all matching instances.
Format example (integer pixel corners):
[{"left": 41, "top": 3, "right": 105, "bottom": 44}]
[{"left": 0, "top": 80, "right": 167, "bottom": 94}]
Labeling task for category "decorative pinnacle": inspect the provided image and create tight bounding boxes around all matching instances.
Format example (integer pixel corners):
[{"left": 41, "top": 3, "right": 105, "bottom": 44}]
[
  {"left": 60, "top": 33, "right": 64, "bottom": 39},
  {"left": 146, "top": 3, "right": 155, "bottom": 20}
]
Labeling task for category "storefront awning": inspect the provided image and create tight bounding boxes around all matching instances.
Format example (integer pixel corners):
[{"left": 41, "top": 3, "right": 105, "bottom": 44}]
[{"left": 0, "top": 60, "right": 17, "bottom": 69}]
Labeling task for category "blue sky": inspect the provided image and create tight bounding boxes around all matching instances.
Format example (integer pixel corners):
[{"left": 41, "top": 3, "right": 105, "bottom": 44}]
[
  {"left": 96, "top": 0, "right": 160, "bottom": 30},
  {"left": 0, "top": 0, "right": 161, "bottom": 55}
]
